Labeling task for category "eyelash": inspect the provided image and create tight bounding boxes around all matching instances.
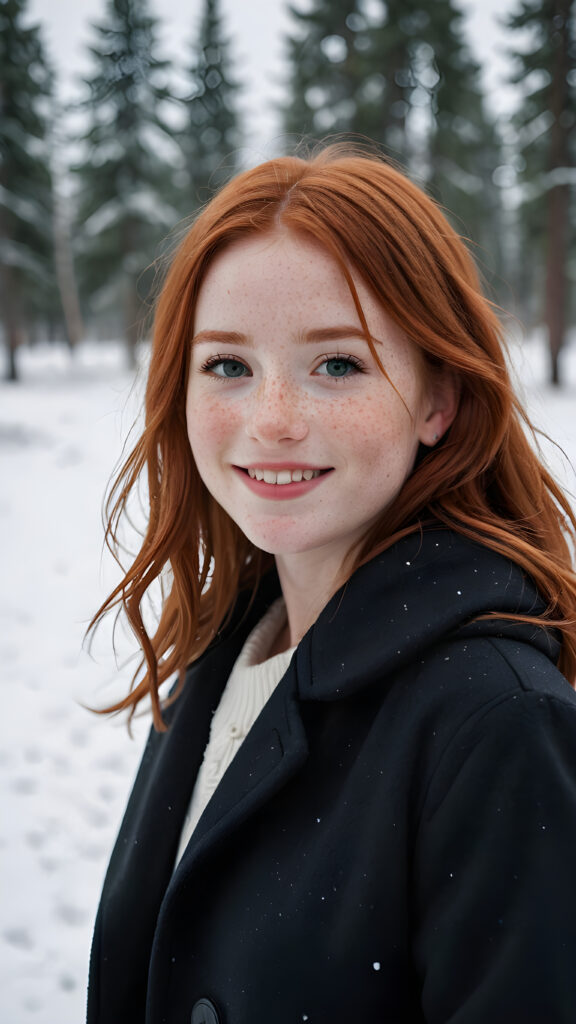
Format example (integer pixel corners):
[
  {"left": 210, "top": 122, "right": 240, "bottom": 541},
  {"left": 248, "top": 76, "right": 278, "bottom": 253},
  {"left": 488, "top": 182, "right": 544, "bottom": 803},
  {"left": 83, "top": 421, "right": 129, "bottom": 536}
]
[
  {"left": 199, "top": 352, "right": 368, "bottom": 379},
  {"left": 200, "top": 353, "right": 249, "bottom": 377}
]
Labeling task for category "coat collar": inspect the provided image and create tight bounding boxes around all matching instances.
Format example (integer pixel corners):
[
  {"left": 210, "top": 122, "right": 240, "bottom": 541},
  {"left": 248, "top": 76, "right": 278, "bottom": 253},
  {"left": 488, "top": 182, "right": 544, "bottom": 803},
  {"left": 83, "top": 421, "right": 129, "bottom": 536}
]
[{"left": 295, "top": 527, "right": 559, "bottom": 702}]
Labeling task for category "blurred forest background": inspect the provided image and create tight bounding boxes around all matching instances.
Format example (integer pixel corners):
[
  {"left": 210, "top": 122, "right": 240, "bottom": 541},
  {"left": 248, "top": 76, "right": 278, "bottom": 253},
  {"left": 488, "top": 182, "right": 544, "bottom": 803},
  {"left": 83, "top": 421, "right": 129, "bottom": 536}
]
[{"left": 1, "top": 0, "right": 574, "bottom": 385}]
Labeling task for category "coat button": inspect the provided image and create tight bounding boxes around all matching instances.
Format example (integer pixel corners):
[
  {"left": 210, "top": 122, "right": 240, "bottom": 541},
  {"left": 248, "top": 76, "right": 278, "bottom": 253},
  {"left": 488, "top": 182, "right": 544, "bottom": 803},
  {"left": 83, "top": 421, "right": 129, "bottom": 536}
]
[{"left": 191, "top": 997, "right": 220, "bottom": 1024}]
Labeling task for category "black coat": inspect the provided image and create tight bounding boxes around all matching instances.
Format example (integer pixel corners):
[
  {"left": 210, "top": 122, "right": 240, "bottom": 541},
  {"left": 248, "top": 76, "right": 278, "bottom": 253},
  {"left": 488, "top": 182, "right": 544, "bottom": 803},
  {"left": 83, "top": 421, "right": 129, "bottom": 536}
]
[{"left": 87, "top": 530, "right": 576, "bottom": 1024}]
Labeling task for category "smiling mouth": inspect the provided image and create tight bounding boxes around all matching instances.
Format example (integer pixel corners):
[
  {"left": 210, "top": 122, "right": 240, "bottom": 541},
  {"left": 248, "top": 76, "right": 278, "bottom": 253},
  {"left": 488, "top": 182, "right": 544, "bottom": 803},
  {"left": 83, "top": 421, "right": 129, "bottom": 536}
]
[{"left": 243, "top": 467, "right": 331, "bottom": 485}]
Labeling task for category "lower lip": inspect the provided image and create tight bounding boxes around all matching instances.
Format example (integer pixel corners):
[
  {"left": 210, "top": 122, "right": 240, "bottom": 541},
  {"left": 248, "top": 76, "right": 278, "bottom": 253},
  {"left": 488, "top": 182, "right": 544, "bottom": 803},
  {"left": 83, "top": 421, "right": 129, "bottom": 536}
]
[{"left": 234, "top": 467, "right": 333, "bottom": 501}]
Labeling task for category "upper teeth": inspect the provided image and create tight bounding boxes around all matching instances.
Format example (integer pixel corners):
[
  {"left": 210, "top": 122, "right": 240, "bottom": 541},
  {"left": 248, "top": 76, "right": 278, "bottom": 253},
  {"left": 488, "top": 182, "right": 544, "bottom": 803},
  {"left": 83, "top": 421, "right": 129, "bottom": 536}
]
[{"left": 247, "top": 468, "right": 321, "bottom": 484}]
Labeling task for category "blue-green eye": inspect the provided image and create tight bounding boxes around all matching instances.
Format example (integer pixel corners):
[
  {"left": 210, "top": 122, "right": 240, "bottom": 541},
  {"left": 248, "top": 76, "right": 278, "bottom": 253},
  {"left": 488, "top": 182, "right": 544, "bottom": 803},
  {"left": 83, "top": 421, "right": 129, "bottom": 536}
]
[
  {"left": 325, "top": 358, "right": 352, "bottom": 377},
  {"left": 316, "top": 355, "right": 365, "bottom": 378},
  {"left": 201, "top": 357, "right": 250, "bottom": 378}
]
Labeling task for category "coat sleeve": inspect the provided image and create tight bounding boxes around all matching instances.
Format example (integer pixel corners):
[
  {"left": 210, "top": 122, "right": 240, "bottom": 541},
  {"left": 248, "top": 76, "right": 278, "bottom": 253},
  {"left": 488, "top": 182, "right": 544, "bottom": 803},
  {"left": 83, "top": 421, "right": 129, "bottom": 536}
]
[{"left": 412, "top": 680, "right": 576, "bottom": 1024}]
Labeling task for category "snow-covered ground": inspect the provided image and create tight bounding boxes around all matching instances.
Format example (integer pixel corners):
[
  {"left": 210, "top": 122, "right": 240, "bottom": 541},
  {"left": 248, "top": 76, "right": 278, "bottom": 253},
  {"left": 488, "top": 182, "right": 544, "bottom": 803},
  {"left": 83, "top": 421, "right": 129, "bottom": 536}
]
[{"left": 1, "top": 333, "right": 575, "bottom": 1024}]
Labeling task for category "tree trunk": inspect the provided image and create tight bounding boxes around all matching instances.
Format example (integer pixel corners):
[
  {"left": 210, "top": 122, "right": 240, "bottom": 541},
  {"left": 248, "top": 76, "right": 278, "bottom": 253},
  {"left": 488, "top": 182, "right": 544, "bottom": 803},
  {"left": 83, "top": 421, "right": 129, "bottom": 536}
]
[
  {"left": 5, "top": 327, "right": 23, "bottom": 382},
  {"left": 123, "top": 275, "right": 142, "bottom": 371},
  {"left": 543, "top": 0, "right": 573, "bottom": 387},
  {"left": 53, "top": 184, "right": 84, "bottom": 350},
  {"left": 0, "top": 262, "right": 24, "bottom": 382},
  {"left": 545, "top": 183, "right": 569, "bottom": 386}
]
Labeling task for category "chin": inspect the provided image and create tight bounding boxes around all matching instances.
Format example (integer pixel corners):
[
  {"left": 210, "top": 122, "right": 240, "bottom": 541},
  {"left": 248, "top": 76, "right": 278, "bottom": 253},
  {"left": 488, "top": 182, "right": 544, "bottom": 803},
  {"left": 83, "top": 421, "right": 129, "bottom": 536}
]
[
  {"left": 240, "top": 525, "right": 318, "bottom": 557},
  {"left": 246, "top": 537, "right": 310, "bottom": 557}
]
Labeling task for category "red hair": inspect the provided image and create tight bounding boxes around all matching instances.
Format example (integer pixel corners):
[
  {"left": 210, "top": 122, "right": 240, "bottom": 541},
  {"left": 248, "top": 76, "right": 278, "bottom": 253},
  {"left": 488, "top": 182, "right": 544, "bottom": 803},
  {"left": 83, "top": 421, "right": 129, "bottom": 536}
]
[{"left": 89, "top": 144, "right": 576, "bottom": 729}]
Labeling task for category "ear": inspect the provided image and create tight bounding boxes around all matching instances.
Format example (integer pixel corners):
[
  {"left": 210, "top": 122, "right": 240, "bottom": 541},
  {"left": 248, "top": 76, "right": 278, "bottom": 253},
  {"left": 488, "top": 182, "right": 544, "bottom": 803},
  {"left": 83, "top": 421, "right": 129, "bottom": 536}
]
[{"left": 418, "top": 369, "right": 459, "bottom": 447}]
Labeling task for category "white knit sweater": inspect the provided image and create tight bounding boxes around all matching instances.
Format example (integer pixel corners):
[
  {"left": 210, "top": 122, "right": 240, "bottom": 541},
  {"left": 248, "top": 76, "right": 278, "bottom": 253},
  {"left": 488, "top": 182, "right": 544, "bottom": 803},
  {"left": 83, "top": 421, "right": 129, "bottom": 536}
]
[{"left": 175, "top": 599, "right": 295, "bottom": 865}]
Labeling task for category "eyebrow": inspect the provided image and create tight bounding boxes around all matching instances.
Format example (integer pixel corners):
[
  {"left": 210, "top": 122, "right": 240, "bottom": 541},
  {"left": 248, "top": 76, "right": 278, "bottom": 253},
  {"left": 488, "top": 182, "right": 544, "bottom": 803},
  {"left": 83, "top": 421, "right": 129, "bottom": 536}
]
[
  {"left": 192, "top": 327, "right": 381, "bottom": 346},
  {"left": 192, "top": 330, "right": 247, "bottom": 346}
]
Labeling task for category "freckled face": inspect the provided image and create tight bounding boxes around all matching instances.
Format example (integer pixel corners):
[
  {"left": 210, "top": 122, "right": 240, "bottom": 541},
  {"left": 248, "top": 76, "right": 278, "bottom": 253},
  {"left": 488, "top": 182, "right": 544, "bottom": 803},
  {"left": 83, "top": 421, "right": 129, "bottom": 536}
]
[{"left": 186, "top": 231, "right": 435, "bottom": 567}]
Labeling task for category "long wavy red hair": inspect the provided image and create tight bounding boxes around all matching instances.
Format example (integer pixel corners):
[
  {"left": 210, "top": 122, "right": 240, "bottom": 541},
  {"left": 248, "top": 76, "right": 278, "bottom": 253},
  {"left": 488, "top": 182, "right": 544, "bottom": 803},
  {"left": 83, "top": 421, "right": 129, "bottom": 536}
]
[{"left": 89, "top": 144, "right": 576, "bottom": 729}]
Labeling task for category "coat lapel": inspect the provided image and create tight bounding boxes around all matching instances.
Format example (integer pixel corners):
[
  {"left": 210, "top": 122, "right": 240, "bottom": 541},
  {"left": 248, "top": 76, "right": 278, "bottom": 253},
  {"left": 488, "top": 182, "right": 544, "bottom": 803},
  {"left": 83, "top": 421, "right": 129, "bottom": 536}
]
[{"left": 89, "top": 634, "right": 244, "bottom": 1024}]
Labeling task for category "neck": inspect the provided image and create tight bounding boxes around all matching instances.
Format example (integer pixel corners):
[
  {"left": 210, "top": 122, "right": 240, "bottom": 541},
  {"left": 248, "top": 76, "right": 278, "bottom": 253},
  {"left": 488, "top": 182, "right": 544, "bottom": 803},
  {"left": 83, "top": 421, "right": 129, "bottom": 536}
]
[{"left": 273, "top": 547, "right": 349, "bottom": 650}]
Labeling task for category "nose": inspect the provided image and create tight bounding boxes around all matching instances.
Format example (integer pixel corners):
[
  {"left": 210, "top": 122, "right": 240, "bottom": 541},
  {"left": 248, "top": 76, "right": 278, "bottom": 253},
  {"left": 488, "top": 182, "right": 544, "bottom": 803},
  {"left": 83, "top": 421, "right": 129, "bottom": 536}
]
[{"left": 244, "top": 375, "right": 309, "bottom": 445}]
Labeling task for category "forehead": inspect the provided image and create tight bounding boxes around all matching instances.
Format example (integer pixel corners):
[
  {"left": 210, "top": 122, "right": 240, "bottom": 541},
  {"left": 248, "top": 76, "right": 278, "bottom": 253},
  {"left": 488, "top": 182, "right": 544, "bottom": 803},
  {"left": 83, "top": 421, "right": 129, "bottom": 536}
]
[
  {"left": 199, "top": 231, "right": 344, "bottom": 290},
  {"left": 195, "top": 230, "right": 377, "bottom": 330}
]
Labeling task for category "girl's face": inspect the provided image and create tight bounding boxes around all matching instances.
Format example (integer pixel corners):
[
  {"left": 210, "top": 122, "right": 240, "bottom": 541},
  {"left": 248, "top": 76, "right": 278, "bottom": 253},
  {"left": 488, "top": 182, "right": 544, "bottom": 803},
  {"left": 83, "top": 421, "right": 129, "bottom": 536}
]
[{"left": 186, "top": 231, "right": 450, "bottom": 566}]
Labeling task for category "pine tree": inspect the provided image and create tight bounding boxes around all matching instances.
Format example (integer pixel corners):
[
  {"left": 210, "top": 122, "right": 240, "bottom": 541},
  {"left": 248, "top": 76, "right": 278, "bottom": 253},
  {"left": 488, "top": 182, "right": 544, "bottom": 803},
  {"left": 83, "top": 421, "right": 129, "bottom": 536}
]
[
  {"left": 178, "top": 0, "right": 243, "bottom": 212},
  {"left": 416, "top": 2, "right": 504, "bottom": 286},
  {"left": 0, "top": 0, "right": 58, "bottom": 381},
  {"left": 507, "top": 0, "right": 575, "bottom": 385},
  {"left": 282, "top": 0, "right": 504, "bottom": 294},
  {"left": 283, "top": 0, "right": 389, "bottom": 146},
  {"left": 73, "top": 0, "right": 179, "bottom": 364}
]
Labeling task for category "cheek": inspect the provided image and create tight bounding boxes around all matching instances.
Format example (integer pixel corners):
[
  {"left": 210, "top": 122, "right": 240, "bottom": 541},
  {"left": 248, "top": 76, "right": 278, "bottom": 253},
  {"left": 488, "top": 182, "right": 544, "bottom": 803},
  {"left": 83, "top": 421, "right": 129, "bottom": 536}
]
[
  {"left": 186, "top": 395, "right": 240, "bottom": 451},
  {"left": 325, "top": 393, "right": 416, "bottom": 452}
]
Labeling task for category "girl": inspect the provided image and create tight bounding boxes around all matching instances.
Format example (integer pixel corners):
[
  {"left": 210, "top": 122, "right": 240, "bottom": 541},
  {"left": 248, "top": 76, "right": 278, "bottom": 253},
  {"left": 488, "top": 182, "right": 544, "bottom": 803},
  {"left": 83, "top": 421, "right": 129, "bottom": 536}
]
[{"left": 87, "top": 146, "right": 576, "bottom": 1024}]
